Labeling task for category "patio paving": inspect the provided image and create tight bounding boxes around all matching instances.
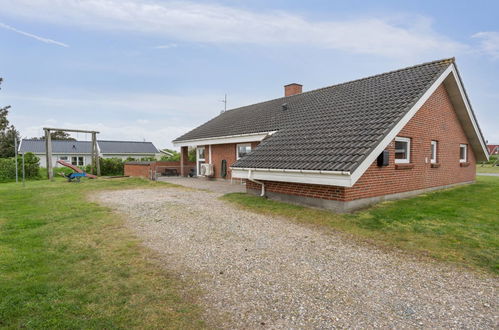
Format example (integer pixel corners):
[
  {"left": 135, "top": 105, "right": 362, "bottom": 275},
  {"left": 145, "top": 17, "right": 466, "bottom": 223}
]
[{"left": 157, "top": 176, "right": 247, "bottom": 194}]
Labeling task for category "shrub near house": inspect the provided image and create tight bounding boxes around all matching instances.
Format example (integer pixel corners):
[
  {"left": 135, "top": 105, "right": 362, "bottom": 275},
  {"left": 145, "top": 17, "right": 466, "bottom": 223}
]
[{"left": 0, "top": 152, "right": 40, "bottom": 182}]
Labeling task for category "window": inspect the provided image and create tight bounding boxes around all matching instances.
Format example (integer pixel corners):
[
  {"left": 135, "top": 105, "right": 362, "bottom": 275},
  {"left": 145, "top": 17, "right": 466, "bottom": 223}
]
[
  {"left": 236, "top": 143, "right": 252, "bottom": 159},
  {"left": 431, "top": 141, "right": 438, "bottom": 163},
  {"left": 197, "top": 147, "right": 205, "bottom": 160},
  {"left": 59, "top": 156, "right": 68, "bottom": 161},
  {"left": 71, "top": 156, "right": 84, "bottom": 166},
  {"left": 459, "top": 144, "right": 467, "bottom": 163},
  {"left": 394, "top": 137, "right": 410, "bottom": 164}
]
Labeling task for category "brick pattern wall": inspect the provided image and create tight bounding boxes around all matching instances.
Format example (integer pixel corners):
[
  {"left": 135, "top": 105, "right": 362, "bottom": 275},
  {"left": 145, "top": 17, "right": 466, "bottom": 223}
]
[
  {"left": 203, "top": 141, "right": 260, "bottom": 179},
  {"left": 124, "top": 163, "right": 151, "bottom": 178},
  {"left": 247, "top": 84, "right": 477, "bottom": 201},
  {"left": 246, "top": 180, "right": 346, "bottom": 199},
  {"left": 125, "top": 161, "right": 195, "bottom": 178}
]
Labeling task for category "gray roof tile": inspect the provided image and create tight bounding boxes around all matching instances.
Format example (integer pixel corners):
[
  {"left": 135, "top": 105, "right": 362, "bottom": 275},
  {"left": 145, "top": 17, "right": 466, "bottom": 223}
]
[
  {"left": 174, "top": 58, "right": 454, "bottom": 172},
  {"left": 19, "top": 139, "right": 159, "bottom": 154},
  {"left": 97, "top": 140, "right": 159, "bottom": 154},
  {"left": 19, "top": 139, "right": 92, "bottom": 154}
]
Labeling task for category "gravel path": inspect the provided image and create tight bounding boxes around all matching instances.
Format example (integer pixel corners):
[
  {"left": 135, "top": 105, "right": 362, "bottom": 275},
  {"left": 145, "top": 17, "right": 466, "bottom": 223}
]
[{"left": 96, "top": 188, "right": 498, "bottom": 329}]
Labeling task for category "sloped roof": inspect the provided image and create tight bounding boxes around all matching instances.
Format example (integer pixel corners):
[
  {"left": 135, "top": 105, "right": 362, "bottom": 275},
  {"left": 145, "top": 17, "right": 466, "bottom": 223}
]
[
  {"left": 19, "top": 139, "right": 92, "bottom": 154},
  {"left": 19, "top": 139, "right": 159, "bottom": 154},
  {"left": 98, "top": 140, "right": 159, "bottom": 154},
  {"left": 175, "top": 59, "right": 455, "bottom": 172}
]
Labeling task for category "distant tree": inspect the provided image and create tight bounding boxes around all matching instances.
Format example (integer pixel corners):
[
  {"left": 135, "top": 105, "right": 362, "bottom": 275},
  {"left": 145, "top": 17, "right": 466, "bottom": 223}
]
[
  {"left": 160, "top": 149, "right": 180, "bottom": 161},
  {"left": 188, "top": 148, "right": 196, "bottom": 162},
  {"left": 0, "top": 126, "right": 20, "bottom": 158},
  {"left": 31, "top": 130, "right": 76, "bottom": 140},
  {"left": 49, "top": 130, "right": 76, "bottom": 140},
  {"left": 0, "top": 78, "right": 10, "bottom": 132},
  {"left": 0, "top": 78, "right": 20, "bottom": 158}
]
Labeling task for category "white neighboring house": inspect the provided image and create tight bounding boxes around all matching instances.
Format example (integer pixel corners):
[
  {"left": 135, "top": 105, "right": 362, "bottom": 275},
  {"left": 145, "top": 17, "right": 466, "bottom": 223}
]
[{"left": 18, "top": 139, "right": 159, "bottom": 167}]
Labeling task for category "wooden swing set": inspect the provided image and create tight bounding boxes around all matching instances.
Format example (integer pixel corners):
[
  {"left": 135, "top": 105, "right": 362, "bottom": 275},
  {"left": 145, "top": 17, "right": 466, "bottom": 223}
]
[{"left": 43, "top": 127, "right": 101, "bottom": 180}]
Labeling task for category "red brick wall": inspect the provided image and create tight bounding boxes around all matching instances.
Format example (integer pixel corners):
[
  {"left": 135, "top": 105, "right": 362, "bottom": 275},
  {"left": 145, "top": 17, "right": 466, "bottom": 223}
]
[
  {"left": 247, "top": 84, "right": 477, "bottom": 201},
  {"left": 125, "top": 161, "right": 195, "bottom": 178},
  {"left": 203, "top": 141, "right": 260, "bottom": 179},
  {"left": 124, "top": 163, "right": 151, "bottom": 178}
]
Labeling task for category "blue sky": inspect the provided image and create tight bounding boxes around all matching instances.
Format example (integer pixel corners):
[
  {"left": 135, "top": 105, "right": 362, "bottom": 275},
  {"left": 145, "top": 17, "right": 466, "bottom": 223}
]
[{"left": 0, "top": 0, "right": 498, "bottom": 149}]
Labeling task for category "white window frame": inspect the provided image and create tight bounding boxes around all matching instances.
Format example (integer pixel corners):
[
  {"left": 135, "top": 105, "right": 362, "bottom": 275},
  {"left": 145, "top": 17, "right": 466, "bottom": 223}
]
[
  {"left": 459, "top": 144, "right": 467, "bottom": 163},
  {"left": 236, "top": 143, "right": 252, "bottom": 160},
  {"left": 431, "top": 140, "right": 438, "bottom": 164},
  {"left": 394, "top": 137, "right": 411, "bottom": 164},
  {"left": 71, "top": 156, "right": 84, "bottom": 166},
  {"left": 59, "top": 156, "right": 69, "bottom": 161},
  {"left": 196, "top": 147, "right": 205, "bottom": 175}
]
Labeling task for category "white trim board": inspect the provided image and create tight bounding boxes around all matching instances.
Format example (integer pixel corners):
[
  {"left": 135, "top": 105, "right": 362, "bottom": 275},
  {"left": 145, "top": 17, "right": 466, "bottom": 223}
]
[
  {"left": 172, "top": 131, "right": 275, "bottom": 147},
  {"left": 231, "top": 168, "right": 353, "bottom": 187},
  {"left": 444, "top": 65, "right": 489, "bottom": 160}
]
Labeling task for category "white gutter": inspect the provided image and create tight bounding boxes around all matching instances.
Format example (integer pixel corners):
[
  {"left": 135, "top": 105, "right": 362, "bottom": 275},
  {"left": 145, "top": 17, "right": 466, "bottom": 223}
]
[
  {"left": 232, "top": 167, "right": 351, "bottom": 175},
  {"left": 247, "top": 169, "right": 266, "bottom": 197}
]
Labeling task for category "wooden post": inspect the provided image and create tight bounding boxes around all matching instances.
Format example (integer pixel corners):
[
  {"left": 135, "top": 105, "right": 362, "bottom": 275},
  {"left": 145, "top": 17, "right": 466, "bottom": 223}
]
[
  {"left": 92, "top": 132, "right": 100, "bottom": 176},
  {"left": 90, "top": 133, "right": 95, "bottom": 174},
  {"left": 46, "top": 129, "right": 54, "bottom": 181},
  {"left": 180, "top": 146, "right": 189, "bottom": 177}
]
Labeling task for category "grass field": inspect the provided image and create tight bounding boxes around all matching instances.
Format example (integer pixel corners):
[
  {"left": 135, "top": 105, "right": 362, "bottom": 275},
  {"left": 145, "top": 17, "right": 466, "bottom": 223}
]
[
  {"left": 0, "top": 178, "right": 204, "bottom": 329},
  {"left": 1, "top": 175, "right": 497, "bottom": 328},
  {"left": 223, "top": 176, "right": 499, "bottom": 274},
  {"left": 477, "top": 165, "right": 499, "bottom": 174}
]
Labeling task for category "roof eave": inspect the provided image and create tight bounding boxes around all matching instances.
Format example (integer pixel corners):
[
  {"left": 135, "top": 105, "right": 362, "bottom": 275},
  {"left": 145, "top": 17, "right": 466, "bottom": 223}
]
[
  {"left": 173, "top": 131, "right": 276, "bottom": 147},
  {"left": 231, "top": 167, "right": 354, "bottom": 187}
]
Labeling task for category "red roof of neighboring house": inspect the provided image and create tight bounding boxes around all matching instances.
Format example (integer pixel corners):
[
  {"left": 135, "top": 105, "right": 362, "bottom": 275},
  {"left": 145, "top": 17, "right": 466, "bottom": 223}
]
[{"left": 487, "top": 145, "right": 499, "bottom": 154}]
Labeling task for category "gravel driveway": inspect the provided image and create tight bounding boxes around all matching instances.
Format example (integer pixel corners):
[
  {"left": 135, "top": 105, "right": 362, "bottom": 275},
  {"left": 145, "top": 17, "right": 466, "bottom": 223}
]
[{"left": 97, "top": 187, "right": 498, "bottom": 329}]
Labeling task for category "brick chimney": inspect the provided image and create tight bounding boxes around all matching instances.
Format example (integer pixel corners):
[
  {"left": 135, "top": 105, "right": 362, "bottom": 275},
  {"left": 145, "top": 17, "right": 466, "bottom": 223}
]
[{"left": 284, "top": 83, "right": 302, "bottom": 97}]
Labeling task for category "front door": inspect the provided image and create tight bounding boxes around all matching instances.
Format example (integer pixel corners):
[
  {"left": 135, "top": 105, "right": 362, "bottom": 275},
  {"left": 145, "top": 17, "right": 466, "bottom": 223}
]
[{"left": 196, "top": 147, "right": 205, "bottom": 176}]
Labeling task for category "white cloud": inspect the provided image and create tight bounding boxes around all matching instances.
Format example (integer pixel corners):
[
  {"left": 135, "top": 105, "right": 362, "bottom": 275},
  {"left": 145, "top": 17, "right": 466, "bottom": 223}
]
[
  {"left": 154, "top": 43, "right": 177, "bottom": 49},
  {"left": 0, "top": 21, "right": 68, "bottom": 47},
  {"left": 0, "top": 0, "right": 463, "bottom": 58},
  {"left": 472, "top": 32, "right": 499, "bottom": 60},
  {"left": 7, "top": 90, "right": 259, "bottom": 149}
]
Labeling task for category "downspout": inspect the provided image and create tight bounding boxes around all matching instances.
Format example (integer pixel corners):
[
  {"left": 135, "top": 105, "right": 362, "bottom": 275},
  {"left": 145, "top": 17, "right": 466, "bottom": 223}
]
[{"left": 247, "top": 169, "right": 265, "bottom": 197}]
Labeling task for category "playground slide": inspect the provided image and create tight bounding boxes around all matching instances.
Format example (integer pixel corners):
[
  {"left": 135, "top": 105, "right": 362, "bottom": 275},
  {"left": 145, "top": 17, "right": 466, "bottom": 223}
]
[{"left": 57, "top": 160, "right": 97, "bottom": 179}]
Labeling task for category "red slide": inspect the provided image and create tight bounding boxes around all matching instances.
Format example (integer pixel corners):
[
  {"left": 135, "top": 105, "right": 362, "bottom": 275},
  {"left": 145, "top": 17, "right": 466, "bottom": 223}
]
[{"left": 57, "top": 160, "right": 97, "bottom": 179}]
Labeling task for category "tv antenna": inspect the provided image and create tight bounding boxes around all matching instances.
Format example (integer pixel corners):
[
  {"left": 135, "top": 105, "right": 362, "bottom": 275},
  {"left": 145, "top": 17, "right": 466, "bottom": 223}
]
[{"left": 220, "top": 93, "right": 227, "bottom": 113}]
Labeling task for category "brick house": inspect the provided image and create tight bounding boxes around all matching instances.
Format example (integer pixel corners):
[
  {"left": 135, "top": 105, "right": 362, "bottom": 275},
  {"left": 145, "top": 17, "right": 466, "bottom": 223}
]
[
  {"left": 173, "top": 58, "right": 489, "bottom": 212},
  {"left": 487, "top": 145, "right": 499, "bottom": 155}
]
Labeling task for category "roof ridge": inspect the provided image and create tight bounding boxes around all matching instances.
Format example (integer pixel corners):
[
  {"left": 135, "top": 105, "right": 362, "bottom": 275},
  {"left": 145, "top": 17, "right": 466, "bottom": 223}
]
[
  {"left": 22, "top": 138, "right": 153, "bottom": 144},
  {"left": 97, "top": 140, "right": 153, "bottom": 143},
  {"left": 21, "top": 138, "right": 90, "bottom": 142},
  {"left": 223, "top": 57, "right": 454, "bottom": 113}
]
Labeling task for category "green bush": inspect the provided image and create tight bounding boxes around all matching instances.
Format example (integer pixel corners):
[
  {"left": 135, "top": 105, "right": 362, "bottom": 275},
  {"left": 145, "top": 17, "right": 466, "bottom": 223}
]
[
  {"left": 481, "top": 155, "right": 498, "bottom": 166},
  {"left": 0, "top": 152, "right": 40, "bottom": 182},
  {"left": 99, "top": 158, "right": 124, "bottom": 176},
  {"left": 59, "top": 158, "right": 124, "bottom": 176},
  {"left": 0, "top": 158, "right": 16, "bottom": 183}
]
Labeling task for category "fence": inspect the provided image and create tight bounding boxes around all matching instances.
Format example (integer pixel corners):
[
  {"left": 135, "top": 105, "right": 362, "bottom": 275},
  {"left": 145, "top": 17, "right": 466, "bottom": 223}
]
[{"left": 124, "top": 161, "right": 196, "bottom": 180}]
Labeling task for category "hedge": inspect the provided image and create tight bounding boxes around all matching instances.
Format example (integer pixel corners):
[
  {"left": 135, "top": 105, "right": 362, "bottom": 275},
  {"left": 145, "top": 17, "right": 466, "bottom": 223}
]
[
  {"left": 0, "top": 153, "right": 41, "bottom": 183},
  {"left": 83, "top": 158, "right": 125, "bottom": 176}
]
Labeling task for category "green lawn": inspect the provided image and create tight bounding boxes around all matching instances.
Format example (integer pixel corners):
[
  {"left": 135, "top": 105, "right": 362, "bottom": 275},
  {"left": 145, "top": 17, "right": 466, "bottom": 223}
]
[
  {"left": 0, "top": 178, "right": 204, "bottom": 329},
  {"left": 477, "top": 165, "right": 499, "bottom": 174},
  {"left": 222, "top": 176, "right": 499, "bottom": 274}
]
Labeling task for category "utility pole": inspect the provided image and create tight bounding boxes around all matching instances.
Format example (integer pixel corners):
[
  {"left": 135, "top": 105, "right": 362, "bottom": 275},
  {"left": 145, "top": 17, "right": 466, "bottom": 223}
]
[{"left": 14, "top": 137, "right": 18, "bottom": 183}]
